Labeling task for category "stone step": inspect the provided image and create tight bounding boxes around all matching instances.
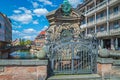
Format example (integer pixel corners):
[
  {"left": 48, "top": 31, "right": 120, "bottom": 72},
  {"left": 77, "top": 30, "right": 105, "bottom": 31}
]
[{"left": 47, "top": 74, "right": 101, "bottom": 80}]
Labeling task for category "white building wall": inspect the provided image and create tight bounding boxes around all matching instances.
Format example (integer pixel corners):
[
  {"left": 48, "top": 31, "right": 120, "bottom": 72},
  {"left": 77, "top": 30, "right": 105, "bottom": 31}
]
[{"left": 77, "top": 0, "right": 120, "bottom": 50}]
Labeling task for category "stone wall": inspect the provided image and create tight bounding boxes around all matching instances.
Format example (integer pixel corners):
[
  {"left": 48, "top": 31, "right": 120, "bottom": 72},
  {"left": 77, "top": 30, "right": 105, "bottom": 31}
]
[
  {"left": 0, "top": 60, "right": 48, "bottom": 80},
  {"left": 97, "top": 58, "right": 120, "bottom": 80}
]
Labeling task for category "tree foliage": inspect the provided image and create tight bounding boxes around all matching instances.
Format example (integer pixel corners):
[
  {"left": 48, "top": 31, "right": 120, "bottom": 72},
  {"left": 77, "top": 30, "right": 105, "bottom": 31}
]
[{"left": 19, "top": 39, "right": 32, "bottom": 46}]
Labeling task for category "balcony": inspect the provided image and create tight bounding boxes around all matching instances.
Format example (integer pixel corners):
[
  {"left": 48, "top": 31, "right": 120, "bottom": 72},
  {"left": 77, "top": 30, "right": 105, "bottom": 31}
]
[
  {"left": 87, "top": 21, "right": 95, "bottom": 27},
  {"left": 97, "top": 31, "right": 108, "bottom": 37},
  {"left": 85, "top": 7, "right": 95, "bottom": 16},
  {"left": 96, "top": 0, "right": 107, "bottom": 12},
  {"left": 109, "top": 12, "right": 120, "bottom": 21},
  {"left": 96, "top": 17, "right": 107, "bottom": 25},
  {"left": 85, "top": 0, "right": 107, "bottom": 16},
  {"left": 110, "top": 27, "right": 120, "bottom": 36},
  {"left": 109, "top": 0, "right": 120, "bottom": 6}
]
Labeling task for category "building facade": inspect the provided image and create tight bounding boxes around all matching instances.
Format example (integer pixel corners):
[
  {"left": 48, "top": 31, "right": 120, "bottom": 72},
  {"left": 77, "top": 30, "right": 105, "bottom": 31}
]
[
  {"left": 76, "top": 0, "right": 120, "bottom": 50},
  {"left": 12, "top": 39, "right": 20, "bottom": 46},
  {"left": 34, "top": 31, "right": 46, "bottom": 50},
  {"left": 0, "top": 12, "right": 12, "bottom": 48}
]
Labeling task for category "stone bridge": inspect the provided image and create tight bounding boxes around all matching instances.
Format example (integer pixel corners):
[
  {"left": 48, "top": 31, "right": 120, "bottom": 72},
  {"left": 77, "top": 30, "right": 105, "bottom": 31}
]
[
  {"left": 10, "top": 46, "right": 30, "bottom": 53},
  {"left": 0, "top": 46, "right": 30, "bottom": 59}
]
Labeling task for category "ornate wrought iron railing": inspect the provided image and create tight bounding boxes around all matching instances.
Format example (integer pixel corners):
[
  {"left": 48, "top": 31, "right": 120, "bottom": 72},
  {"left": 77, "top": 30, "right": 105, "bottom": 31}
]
[{"left": 47, "top": 37, "right": 98, "bottom": 75}]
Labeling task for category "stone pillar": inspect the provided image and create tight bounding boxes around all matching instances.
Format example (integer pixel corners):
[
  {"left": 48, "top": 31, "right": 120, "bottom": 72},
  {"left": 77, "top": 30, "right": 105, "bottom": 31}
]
[
  {"left": 94, "top": 0, "right": 97, "bottom": 34},
  {"left": 95, "top": 12, "right": 96, "bottom": 34},
  {"left": 85, "top": 6, "right": 88, "bottom": 36},
  {"left": 101, "top": 39, "right": 103, "bottom": 49},
  {"left": 107, "top": 0, "right": 109, "bottom": 34},
  {"left": 86, "top": 28, "right": 88, "bottom": 36},
  {"left": 115, "top": 38, "right": 118, "bottom": 50},
  {"left": 111, "top": 39, "right": 115, "bottom": 50},
  {"left": 98, "top": 40, "right": 101, "bottom": 49}
]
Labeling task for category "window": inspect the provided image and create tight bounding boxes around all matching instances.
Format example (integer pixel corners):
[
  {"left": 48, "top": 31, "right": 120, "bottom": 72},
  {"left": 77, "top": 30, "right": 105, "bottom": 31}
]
[
  {"left": 114, "top": 21, "right": 119, "bottom": 28},
  {"left": 103, "top": 39, "right": 111, "bottom": 49},
  {"left": 88, "top": 16, "right": 94, "bottom": 22},
  {"left": 91, "top": 28, "right": 94, "bottom": 33},
  {"left": 87, "top": 28, "right": 90, "bottom": 34},
  {"left": 100, "top": 12, "right": 104, "bottom": 18},
  {"left": 96, "top": 27, "right": 99, "bottom": 32},
  {"left": 90, "top": 17, "right": 94, "bottom": 22},
  {"left": 100, "top": 26, "right": 105, "bottom": 31},
  {"left": 114, "top": 6, "right": 118, "bottom": 14},
  {"left": 97, "top": 12, "right": 104, "bottom": 19},
  {"left": 81, "top": 19, "right": 85, "bottom": 24}
]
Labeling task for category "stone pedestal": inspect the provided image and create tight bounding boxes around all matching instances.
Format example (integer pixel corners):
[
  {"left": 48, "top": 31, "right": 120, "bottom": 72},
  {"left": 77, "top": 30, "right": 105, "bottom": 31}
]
[
  {"left": 97, "top": 63, "right": 112, "bottom": 79},
  {"left": 97, "top": 58, "right": 120, "bottom": 80}
]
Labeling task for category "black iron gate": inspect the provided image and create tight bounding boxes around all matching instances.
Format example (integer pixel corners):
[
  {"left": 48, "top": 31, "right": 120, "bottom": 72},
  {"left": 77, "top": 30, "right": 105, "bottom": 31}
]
[{"left": 49, "top": 37, "right": 98, "bottom": 74}]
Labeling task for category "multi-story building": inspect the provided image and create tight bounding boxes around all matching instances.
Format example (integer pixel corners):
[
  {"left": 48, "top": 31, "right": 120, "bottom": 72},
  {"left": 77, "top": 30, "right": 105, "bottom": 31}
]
[
  {"left": 12, "top": 39, "right": 20, "bottom": 46},
  {"left": 0, "top": 12, "right": 12, "bottom": 49},
  {"left": 34, "top": 31, "right": 46, "bottom": 50},
  {"left": 76, "top": 0, "right": 120, "bottom": 50}
]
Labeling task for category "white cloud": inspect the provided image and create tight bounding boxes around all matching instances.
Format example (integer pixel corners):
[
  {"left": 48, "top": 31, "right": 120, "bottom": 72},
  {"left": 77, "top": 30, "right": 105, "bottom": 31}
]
[
  {"left": 17, "top": 26, "right": 22, "bottom": 28},
  {"left": 33, "top": 8, "right": 48, "bottom": 17},
  {"left": 12, "top": 25, "right": 22, "bottom": 29},
  {"left": 13, "top": 10, "right": 22, "bottom": 14},
  {"left": 10, "top": 14, "right": 32, "bottom": 24},
  {"left": 38, "top": 0, "right": 52, "bottom": 5},
  {"left": 33, "top": 20, "right": 39, "bottom": 24},
  {"left": 12, "top": 30, "right": 21, "bottom": 34},
  {"left": 23, "top": 35, "right": 36, "bottom": 40},
  {"left": 23, "top": 36, "right": 32, "bottom": 39},
  {"left": 23, "top": 28, "right": 37, "bottom": 34},
  {"left": 13, "top": 29, "right": 37, "bottom": 40},
  {"left": 19, "top": 7, "right": 32, "bottom": 14},
  {"left": 32, "top": 2, "right": 39, "bottom": 8},
  {"left": 12, "top": 30, "right": 25, "bottom": 36},
  {"left": 68, "top": 0, "right": 83, "bottom": 8},
  {"left": 12, "top": 28, "right": 39, "bottom": 40},
  {"left": 10, "top": 7, "right": 33, "bottom": 24}
]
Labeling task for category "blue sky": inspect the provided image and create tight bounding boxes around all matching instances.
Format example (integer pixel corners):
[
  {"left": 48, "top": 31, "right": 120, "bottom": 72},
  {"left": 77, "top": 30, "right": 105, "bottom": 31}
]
[{"left": 0, "top": 0, "right": 83, "bottom": 41}]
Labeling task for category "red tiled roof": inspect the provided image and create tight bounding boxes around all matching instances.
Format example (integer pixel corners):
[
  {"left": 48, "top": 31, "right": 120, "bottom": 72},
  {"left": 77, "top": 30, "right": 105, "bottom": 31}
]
[
  {"left": 40, "top": 31, "right": 46, "bottom": 35},
  {"left": 34, "top": 31, "right": 46, "bottom": 40}
]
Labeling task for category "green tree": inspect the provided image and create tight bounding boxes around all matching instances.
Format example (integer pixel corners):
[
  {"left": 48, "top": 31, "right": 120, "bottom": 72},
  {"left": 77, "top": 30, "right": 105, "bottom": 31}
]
[
  {"left": 25, "top": 40, "right": 32, "bottom": 45},
  {"left": 19, "top": 38, "right": 25, "bottom": 46}
]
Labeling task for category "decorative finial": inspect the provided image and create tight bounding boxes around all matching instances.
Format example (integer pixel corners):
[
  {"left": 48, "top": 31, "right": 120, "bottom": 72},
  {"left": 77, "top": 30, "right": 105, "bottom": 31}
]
[
  {"left": 63, "top": 0, "right": 69, "bottom": 3},
  {"left": 62, "top": 0, "right": 71, "bottom": 16}
]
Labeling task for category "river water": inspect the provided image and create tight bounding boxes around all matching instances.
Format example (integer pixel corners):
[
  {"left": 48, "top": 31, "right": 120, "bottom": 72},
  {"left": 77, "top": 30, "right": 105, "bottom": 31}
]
[{"left": 9, "top": 50, "right": 36, "bottom": 59}]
